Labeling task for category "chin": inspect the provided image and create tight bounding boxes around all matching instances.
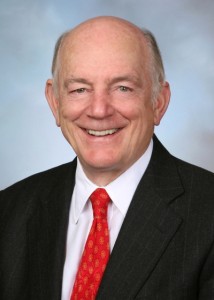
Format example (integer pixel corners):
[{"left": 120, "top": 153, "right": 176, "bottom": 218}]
[
  {"left": 88, "top": 160, "right": 116, "bottom": 170},
  {"left": 84, "top": 155, "right": 120, "bottom": 171}
]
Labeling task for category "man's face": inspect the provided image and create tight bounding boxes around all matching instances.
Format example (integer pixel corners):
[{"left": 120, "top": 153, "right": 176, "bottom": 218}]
[{"left": 46, "top": 20, "right": 169, "bottom": 184}]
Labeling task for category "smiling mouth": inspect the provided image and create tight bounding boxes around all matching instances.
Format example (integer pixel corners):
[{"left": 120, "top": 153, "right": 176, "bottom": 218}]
[{"left": 86, "top": 129, "right": 119, "bottom": 136}]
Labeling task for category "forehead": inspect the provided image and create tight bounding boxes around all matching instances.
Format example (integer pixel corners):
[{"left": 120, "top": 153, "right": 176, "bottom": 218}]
[
  {"left": 65, "top": 18, "right": 146, "bottom": 44},
  {"left": 59, "top": 19, "right": 149, "bottom": 69}
]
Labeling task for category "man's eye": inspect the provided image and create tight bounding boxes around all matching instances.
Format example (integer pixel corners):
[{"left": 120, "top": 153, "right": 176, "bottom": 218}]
[
  {"left": 119, "top": 86, "right": 131, "bottom": 92},
  {"left": 71, "top": 88, "right": 86, "bottom": 94}
]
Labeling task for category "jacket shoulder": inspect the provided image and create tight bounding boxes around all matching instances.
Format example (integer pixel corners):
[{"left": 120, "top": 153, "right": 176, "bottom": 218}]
[
  {"left": 0, "top": 160, "right": 77, "bottom": 224},
  {"left": 151, "top": 136, "right": 214, "bottom": 199},
  {"left": 172, "top": 156, "right": 214, "bottom": 198},
  {"left": 1, "top": 160, "right": 76, "bottom": 193},
  {"left": 174, "top": 156, "right": 214, "bottom": 181}
]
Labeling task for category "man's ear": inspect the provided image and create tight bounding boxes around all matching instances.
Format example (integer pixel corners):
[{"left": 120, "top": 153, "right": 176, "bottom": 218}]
[
  {"left": 153, "top": 81, "right": 171, "bottom": 126},
  {"left": 45, "top": 79, "right": 60, "bottom": 127}
]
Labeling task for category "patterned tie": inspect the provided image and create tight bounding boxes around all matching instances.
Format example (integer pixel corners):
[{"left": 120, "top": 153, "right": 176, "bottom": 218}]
[{"left": 71, "top": 188, "right": 110, "bottom": 300}]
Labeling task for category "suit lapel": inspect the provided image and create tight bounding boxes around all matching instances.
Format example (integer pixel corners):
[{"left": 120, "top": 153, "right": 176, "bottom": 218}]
[
  {"left": 25, "top": 137, "right": 184, "bottom": 299},
  {"left": 97, "top": 136, "right": 184, "bottom": 299},
  {"left": 27, "top": 161, "right": 77, "bottom": 300}
]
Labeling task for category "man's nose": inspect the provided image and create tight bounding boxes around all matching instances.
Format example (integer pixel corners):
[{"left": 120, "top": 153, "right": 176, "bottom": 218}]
[{"left": 87, "top": 92, "right": 114, "bottom": 119}]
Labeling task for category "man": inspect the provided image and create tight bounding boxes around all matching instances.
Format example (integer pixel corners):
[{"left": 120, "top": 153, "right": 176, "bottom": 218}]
[{"left": 0, "top": 16, "right": 214, "bottom": 300}]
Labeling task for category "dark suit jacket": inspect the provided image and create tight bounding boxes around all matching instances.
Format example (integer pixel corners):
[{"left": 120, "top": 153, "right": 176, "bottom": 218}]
[{"left": 1, "top": 136, "right": 214, "bottom": 300}]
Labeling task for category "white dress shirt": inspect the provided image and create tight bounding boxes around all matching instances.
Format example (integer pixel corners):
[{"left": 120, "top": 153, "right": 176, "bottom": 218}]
[{"left": 61, "top": 140, "right": 153, "bottom": 300}]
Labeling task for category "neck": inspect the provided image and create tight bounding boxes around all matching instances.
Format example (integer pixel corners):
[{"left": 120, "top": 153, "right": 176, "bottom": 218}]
[{"left": 82, "top": 167, "right": 123, "bottom": 186}]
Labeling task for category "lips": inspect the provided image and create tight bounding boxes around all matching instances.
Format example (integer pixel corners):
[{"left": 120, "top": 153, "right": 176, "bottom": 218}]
[{"left": 86, "top": 129, "right": 118, "bottom": 136}]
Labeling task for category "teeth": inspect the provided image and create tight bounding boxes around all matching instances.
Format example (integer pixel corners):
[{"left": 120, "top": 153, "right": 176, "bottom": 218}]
[{"left": 87, "top": 129, "right": 118, "bottom": 136}]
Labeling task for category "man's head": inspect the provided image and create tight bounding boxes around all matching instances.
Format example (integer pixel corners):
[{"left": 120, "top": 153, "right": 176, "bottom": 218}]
[
  {"left": 51, "top": 18, "right": 166, "bottom": 101},
  {"left": 45, "top": 16, "right": 170, "bottom": 185}
]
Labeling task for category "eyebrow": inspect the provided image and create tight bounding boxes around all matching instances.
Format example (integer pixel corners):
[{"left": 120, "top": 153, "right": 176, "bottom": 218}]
[
  {"left": 108, "top": 75, "right": 142, "bottom": 86},
  {"left": 64, "top": 77, "right": 93, "bottom": 89},
  {"left": 64, "top": 74, "right": 142, "bottom": 89}
]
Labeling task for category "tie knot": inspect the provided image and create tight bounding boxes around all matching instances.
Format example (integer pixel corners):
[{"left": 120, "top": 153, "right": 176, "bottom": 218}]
[{"left": 90, "top": 188, "right": 110, "bottom": 219}]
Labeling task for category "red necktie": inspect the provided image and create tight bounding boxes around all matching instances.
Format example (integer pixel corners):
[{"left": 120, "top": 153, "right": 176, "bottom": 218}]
[{"left": 71, "top": 188, "right": 110, "bottom": 300}]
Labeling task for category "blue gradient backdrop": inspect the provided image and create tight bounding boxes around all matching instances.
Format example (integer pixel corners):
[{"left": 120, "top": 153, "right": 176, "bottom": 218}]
[{"left": 1, "top": 0, "right": 214, "bottom": 189}]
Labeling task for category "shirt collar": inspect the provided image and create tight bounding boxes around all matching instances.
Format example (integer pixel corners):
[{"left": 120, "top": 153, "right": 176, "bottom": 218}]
[
  {"left": 106, "top": 140, "right": 153, "bottom": 216},
  {"left": 72, "top": 162, "right": 97, "bottom": 224},
  {"left": 72, "top": 139, "right": 153, "bottom": 223}
]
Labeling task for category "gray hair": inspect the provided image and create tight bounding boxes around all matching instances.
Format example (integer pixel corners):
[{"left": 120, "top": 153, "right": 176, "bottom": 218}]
[
  {"left": 51, "top": 28, "right": 165, "bottom": 100},
  {"left": 141, "top": 29, "right": 166, "bottom": 99},
  {"left": 51, "top": 31, "right": 69, "bottom": 95}
]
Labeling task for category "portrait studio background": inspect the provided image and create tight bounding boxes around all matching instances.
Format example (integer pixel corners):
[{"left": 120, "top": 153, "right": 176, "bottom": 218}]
[{"left": 1, "top": 0, "right": 214, "bottom": 189}]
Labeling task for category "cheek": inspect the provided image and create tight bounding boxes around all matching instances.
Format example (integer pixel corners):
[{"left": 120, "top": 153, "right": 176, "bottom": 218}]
[
  {"left": 127, "top": 107, "right": 155, "bottom": 141},
  {"left": 116, "top": 100, "right": 140, "bottom": 118},
  {"left": 119, "top": 100, "right": 153, "bottom": 122},
  {"left": 59, "top": 101, "right": 81, "bottom": 122}
]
